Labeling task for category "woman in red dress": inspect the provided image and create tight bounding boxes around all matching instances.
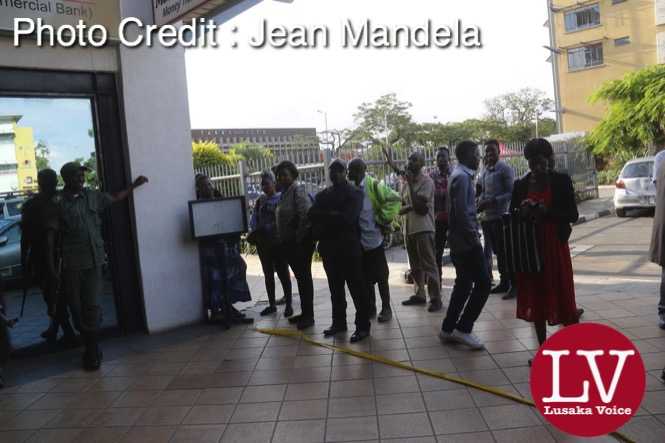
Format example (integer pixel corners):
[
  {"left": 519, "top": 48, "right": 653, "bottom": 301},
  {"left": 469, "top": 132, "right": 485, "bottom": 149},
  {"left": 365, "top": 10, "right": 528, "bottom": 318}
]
[{"left": 511, "top": 139, "right": 583, "bottom": 355}]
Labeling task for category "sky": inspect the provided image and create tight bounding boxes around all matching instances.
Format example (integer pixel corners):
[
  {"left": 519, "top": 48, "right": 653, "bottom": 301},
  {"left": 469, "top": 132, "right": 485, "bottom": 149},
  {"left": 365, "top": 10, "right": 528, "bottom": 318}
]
[
  {"left": 185, "top": 0, "right": 555, "bottom": 132},
  {"left": 0, "top": 97, "right": 95, "bottom": 173}
]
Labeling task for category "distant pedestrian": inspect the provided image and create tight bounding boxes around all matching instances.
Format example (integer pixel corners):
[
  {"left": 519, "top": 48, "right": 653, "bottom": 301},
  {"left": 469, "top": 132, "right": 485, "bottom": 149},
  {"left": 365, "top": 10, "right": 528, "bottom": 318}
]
[
  {"left": 649, "top": 157, "right": 665, "bottom": 330},
  {"left": 512, "top": 138, "right": 584, "bottom": 358},
  {"left": 58, "top": 162, "right": 148, "bottom": 371},
  {"left": 398, "top": 152, "right": 442, "bottom": 312},
  {"left": 310, "top": 160, "right": 370, "bottom": 342},
  {"left": 348, "top": 159, "right": 401, "bottom": 323},
  {"left": 274, "top": 161, "right": 315, "bottom": 330},
  {"left": 249, "top": 170, "right": 293, "bottom": 318},
  {"left": 440, "top": 141, "right": 491, "bottom": 350},
  {"left": 478, "top": 140, "right": 516, "bottom": 299},
  {"left": 430, "top": 147, "right": 451, "bottom": 287},
  {"left": 21, "top": 169, "right": 77, "bottom": 346},
  {"left": 196, "top": 174, "right": 253, "bottom": 326}
]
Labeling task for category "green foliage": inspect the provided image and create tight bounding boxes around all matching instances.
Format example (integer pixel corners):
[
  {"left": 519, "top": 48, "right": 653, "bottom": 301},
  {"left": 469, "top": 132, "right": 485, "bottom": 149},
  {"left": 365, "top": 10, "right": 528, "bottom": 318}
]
[
  {"left": 192, "top": 140, "right": 241, "bottom": 168},
  {"left": 35, "top": 141, "right": 50, "bottom": 171},
  {"left": 342, "top": 90, "right": 556, "bottom": 155},
  {"left": 588, "top": 65, "right": 665, "bottom": 157},
  {"left": 230, "top": 143, "right": 273, "bottom": 162}
]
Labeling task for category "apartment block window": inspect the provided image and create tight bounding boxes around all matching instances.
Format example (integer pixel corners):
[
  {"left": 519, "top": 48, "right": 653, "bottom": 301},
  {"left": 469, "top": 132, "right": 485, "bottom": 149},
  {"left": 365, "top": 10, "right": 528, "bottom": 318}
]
[
  {"left": 565, "top": 4, "right": 601, "bottom": 32},
  {"left": 568, "top": 43, "right": 604, "bottom": 70},
  {"left": 614, "top": 36, "right": 631, "bottom": 46}
]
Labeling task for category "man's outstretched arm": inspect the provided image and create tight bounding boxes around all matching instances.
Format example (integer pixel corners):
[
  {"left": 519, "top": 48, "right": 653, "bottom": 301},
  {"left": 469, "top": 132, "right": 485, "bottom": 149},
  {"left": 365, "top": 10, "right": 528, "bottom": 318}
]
[{"left": 110, "top": 176, "right": 149, "bottom": 203}]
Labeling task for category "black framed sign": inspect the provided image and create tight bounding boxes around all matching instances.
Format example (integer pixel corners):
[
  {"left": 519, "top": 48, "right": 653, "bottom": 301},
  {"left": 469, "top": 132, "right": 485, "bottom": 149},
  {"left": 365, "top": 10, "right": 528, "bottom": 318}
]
[{"left": 189, "top": 196, "right": 248, "bottom": 239}]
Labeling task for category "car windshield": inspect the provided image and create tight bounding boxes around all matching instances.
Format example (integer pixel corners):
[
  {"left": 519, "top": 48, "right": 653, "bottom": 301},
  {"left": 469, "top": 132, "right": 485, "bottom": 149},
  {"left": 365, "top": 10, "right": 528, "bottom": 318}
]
[
  {"left": 622, "top": 162, "right": 653, "bottom": 179},
  {"left": 0, "top": 219, "right": 13, "bottom": 231}
]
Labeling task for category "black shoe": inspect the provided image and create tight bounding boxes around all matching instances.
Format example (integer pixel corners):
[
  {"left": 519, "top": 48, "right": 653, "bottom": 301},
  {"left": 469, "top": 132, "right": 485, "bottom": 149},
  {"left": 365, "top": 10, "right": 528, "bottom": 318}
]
[
  {"left": 296, "top": 318, "right": 315, "bottom": 330},
  {"left": 576, "top": 308, "right": 585, "bottom": 321},
  {"left": 323, "top": 324, "right": 348, "bottom": 337},
  {"left": 402, "top": 295, "right": 427, "bottom": 306},
  {"left": 491, "top": 281, "right": 510, "bottom": 294},
  {"left": 83, "top": 346, "right": 103, "bottom": 371},
  {"left": 261, "top": 305, "right": 277, "bottom": 316},
  {"left": 0, "top": 375, "right": 4, "bottom": 389},
  {"left": 284, "top": 305, "right": 293, "bottom": 318},
  {"left": 428, "top": 300, "right": 443, "bottom": 313},
  {"left": 288, "top": 314, "right": 303, "bottom": 324},
  {"left": 502, "top": 287, "right": 517, "bottom": 300},
  {"left": 369, "top": 306, "right": 377, "bottom": 318},
  {"left": 378, "top": 307, "right": 392, "bottom": 323},
  {"left": 660, "top": 369, "right": 665, "bottom": 384},
  {"left": 350, "top": 330, "right": 370, "bottom": 343}
]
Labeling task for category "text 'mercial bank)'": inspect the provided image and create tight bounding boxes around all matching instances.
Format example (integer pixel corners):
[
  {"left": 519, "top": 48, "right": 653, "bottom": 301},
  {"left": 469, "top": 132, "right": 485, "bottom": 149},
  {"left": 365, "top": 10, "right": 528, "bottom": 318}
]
[{"left": 12, "top": 17, "right": 483, "bottom": 49}]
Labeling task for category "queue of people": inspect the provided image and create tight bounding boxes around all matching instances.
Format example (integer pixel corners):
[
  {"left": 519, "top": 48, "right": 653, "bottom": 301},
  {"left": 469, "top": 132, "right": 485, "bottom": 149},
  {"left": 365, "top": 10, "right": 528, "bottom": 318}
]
[{"left": 0, "top": 136, "right": 591, "bottom": 386}]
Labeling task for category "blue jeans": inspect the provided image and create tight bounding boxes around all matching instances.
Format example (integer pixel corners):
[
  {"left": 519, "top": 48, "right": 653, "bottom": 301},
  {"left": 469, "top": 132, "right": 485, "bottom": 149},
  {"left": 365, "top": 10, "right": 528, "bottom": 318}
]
[{"left": 442, "top": 244, "right": 491, "bottom": 334}]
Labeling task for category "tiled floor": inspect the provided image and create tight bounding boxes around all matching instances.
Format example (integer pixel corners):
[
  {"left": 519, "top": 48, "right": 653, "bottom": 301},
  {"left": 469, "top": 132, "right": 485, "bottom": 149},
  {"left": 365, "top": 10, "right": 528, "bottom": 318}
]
[{"left": 1, "top": 216, "right": 665, "bottom": 442}]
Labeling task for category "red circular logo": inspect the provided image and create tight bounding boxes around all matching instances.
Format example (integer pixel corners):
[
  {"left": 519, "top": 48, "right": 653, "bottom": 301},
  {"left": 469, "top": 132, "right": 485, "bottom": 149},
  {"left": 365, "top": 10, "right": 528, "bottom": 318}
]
[{"left": 530, "top": 323, "right": 645, "bottom": 437}]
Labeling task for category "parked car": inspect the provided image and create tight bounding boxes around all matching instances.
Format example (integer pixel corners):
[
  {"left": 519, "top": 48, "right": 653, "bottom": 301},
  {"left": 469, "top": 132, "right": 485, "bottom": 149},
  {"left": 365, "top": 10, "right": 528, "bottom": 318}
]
[
  {"left": 614, "top": 157, "right": 656, "bottom": 217},
  {"left": 0, "top": 218, "right": 22, "bottom": 280},
  {"left": 0, "top": 196, "right": 26, "bottom": 219}
]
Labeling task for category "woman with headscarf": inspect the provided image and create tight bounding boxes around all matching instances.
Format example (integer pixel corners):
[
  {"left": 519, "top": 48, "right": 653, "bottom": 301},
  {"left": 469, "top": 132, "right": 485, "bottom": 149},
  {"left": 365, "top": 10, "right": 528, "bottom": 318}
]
[
  {"left": 511, "top": 139, "right": 583, "bottom": 360},
  {"left": 195, "top": 174, "right": 252, "bottom": 325},
  {"left": 249, "top": 170, "right": 293, "bottom": 317}
]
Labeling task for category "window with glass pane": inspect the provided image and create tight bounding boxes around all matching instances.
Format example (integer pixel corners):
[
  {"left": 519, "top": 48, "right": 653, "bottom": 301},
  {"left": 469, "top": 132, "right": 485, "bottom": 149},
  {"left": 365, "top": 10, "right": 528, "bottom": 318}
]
[
  {"left": 568, "top": 44, "right": 603, "bottom": 70},
  {"left": 565, "top": 4, "right": 601, "bottom": 32}
]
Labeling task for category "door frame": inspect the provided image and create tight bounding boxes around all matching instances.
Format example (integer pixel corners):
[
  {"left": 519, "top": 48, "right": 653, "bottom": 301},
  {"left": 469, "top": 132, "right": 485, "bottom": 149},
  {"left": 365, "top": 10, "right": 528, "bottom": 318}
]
[{"left": 0, "top": 67, "right": 146, "bottom": 334}]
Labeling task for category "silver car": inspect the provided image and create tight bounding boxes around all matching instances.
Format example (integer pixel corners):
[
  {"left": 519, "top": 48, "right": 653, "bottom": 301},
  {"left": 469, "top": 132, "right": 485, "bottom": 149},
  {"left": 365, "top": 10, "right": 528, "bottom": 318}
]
[
  {"left": 614, "top": 157, "right": 656, "bottom": 217},
  {"left": 0, "top": 218, "right": 22, "bottom": 280}
]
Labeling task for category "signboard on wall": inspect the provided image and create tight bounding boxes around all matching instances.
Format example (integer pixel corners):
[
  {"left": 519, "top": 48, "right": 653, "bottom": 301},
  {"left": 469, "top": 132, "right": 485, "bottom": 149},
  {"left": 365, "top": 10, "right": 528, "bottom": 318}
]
[
  {"left": 0, "top": 0, "right": 121, "bottom": 37},
  {"left": 154, "top": 0, "right": 230, "bottom": 26}
]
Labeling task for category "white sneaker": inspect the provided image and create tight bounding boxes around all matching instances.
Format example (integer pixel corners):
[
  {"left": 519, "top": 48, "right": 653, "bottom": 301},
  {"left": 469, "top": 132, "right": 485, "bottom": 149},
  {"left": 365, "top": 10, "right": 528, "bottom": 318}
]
[{"left": 450, "top": 330, "right": 485, "bottom": 350}]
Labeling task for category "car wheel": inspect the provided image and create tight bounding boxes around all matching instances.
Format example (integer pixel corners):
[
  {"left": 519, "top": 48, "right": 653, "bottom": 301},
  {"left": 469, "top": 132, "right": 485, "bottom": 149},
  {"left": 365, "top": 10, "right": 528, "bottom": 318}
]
[{"left": 616, "top": 208, "right": 626, "bottom": 218}]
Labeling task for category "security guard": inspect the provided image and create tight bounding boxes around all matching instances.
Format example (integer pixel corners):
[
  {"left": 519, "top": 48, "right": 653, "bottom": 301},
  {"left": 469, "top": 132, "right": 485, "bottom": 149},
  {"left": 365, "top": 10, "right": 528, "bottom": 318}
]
[{"left": 58, "top": 161, "right": 148, "bottom": 371}]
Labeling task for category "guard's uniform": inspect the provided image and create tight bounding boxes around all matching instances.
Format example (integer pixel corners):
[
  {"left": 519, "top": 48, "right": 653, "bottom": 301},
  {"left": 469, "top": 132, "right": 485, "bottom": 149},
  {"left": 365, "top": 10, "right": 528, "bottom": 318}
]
[{"left": 57, "top": 189, "right": 112, "bottom": 334}]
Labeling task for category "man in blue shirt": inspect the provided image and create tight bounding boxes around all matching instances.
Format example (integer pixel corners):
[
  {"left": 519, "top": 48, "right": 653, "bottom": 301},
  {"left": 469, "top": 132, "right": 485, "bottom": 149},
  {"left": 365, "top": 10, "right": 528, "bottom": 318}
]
[
  {"left": 440, "top": 141, "right": 491, "bottom": 350},
  {"left": 478, "top": 140, "right": 516, "bottom": 299}
]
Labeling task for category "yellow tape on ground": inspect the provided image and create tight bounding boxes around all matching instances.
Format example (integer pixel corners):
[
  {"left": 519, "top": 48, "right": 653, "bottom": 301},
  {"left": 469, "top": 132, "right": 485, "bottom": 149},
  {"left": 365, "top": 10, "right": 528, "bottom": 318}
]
[{"left": 255, "top": 327, "right": 635, "bottom": 443}]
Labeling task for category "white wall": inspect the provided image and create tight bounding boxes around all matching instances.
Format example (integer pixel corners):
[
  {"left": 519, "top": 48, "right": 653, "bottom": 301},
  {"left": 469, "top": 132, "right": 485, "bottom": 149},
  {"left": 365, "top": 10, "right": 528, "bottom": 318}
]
[
  {"left": 0, "top": 36, "right": 117, "bottom": 72},
  {"left": 119, "top": 0, "right": 202, "bottom": 333}
]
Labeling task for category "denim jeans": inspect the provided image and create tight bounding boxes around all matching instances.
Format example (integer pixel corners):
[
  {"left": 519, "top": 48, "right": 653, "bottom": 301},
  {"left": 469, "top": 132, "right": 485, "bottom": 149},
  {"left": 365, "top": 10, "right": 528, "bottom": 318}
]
[{"left": 441, "top": 244, "right": 491, "bottom": 334}]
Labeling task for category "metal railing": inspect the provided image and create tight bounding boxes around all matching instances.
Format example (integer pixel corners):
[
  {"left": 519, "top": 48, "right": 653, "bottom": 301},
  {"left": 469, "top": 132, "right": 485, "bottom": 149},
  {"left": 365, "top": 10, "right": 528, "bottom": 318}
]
[{"left": 194, "top": 139, "right": 598, "bottom": 216}]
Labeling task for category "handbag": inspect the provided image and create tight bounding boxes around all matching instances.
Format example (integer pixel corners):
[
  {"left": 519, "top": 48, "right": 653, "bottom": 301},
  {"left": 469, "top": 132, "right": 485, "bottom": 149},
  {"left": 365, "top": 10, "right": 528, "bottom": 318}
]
[{"left": 501, "top": 213, "right": 543, "bottom": 273}]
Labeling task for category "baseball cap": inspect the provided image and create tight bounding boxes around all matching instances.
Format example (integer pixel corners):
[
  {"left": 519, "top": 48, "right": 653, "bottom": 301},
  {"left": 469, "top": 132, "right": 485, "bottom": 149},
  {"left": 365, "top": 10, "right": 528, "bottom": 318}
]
[{"left": 60, "top": 162, "right": 89, "bottom": 180}]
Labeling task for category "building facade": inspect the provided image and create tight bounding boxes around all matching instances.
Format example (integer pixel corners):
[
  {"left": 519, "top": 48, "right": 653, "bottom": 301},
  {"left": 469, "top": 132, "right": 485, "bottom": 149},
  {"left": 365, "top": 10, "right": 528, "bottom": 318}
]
[
  {"left": 0, "top": 115, "right": 38, "bottom": 193},
  {"left": 192, "top": 127, "right": 320, "bottom": 158},
  {"left": 1, "top": 0, "right": 266, "bottom": 337},
  {"left": 548, "top": 0, "right": 665, "bottom": 133}
]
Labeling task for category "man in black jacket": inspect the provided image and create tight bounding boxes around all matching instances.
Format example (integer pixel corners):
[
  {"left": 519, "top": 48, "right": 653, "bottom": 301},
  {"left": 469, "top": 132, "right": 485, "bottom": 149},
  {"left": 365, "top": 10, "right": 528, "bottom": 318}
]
[{"left": 309, "top": 160, "right": 370, "bottom": 343}]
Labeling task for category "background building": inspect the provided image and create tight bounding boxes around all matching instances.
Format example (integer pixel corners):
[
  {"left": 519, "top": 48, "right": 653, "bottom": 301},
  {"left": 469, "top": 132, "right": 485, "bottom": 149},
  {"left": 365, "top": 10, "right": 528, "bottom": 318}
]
[
  {"left": 0, "top": 115, "right": 38, "bottom": 193},
  {"left": 192, "top": 127, "right": 320, "bottom": 157},
  {"left": 548, "top": 0, "right": 665, "bottom": 133}
]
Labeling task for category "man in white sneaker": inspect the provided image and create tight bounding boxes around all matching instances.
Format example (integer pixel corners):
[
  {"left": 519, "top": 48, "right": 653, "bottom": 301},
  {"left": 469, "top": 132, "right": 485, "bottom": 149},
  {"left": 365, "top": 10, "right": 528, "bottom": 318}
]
[{"left": 440, "top": 141, "right": 491, "bottom": 350}]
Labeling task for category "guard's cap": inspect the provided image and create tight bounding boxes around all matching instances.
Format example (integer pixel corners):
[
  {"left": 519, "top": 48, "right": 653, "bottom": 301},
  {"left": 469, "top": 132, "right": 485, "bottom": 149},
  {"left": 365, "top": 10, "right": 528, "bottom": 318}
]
[{"left": 60, "top": 162, "right": 89, "bottom": 180}]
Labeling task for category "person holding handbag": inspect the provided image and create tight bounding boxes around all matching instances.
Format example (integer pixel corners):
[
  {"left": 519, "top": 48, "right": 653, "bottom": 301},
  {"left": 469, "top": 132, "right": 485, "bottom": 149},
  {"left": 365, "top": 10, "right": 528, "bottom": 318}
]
[
  {"left": 511, "top": 138, "right": 583, "bottom": 356},
  {"left": 249, "top": 170, "right": 293, "bottom": 317}
]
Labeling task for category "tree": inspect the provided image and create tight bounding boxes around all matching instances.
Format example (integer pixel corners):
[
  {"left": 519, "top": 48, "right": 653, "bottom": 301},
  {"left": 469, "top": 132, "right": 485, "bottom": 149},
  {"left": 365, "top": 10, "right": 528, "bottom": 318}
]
[
  {"left": 350, "top": 93, "right": 415, "bottom": 150},
  {"left": 192, "top": 140, "right": 240, "bottom": 168},
  {"left": 35, "top": 141, "right": 51, "bottom": 171},
  {"left": 484, "top": 88, "right": 553, "bottom": 127},
  {"left": 230, "top": 142, "right": 272, "bottom": 162},
  {"left": 588, "top": 65, "right": 665, "bottom": 157}
]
